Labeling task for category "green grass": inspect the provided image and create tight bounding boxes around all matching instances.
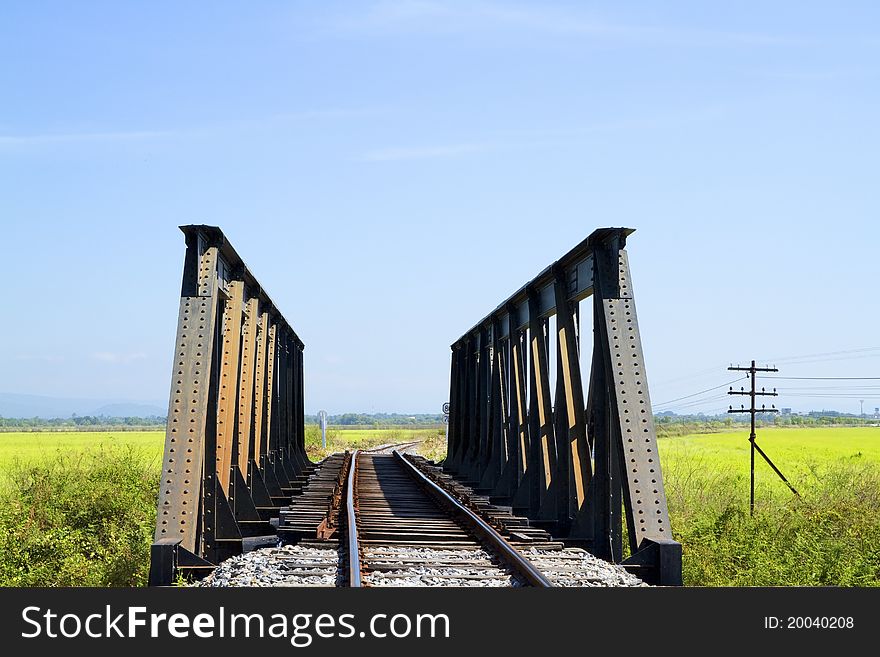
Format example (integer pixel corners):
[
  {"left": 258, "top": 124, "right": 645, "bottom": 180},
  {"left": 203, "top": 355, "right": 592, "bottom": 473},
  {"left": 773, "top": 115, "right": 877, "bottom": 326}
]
[
  {"left": 0, "top": 445, "right": 160, "bottom": 586},
  {"left": 304, "top": 425, "right": 446, "bottom": 461},
  {"left": 658, "top": 427, "right": 880, "bottom": 586}
]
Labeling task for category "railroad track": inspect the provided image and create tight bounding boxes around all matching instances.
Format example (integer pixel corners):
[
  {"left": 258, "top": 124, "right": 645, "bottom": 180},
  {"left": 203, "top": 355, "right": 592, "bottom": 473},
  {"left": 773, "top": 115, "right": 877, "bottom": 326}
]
[
  {"left": 345, "top": 450, "right": 552, "bottom": 587},
  {"left": 199, "top": 446, "right": 647, "bottom": 588},
  {"left": 360, "top": 440, "right": 423, "bottom": 455}
]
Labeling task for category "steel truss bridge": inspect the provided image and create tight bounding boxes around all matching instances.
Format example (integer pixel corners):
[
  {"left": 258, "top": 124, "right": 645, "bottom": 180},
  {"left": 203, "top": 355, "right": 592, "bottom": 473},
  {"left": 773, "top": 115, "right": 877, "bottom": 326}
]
[{"left": 150, "top": 225, "right": 681, "bottom": 586}]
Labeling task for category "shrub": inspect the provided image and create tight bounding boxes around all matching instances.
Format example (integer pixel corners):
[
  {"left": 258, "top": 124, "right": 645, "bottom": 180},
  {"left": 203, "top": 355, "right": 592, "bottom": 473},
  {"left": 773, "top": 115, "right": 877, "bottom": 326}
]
[
  {"left": 666, "top": 457, "right": 880, "bottom": 586},
  {"left": 0, "top": 445, "right": 159, "bottom": 586}
]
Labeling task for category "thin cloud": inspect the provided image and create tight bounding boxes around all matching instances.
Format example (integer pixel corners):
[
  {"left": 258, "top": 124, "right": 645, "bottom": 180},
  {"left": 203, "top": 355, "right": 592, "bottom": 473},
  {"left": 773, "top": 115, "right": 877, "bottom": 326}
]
[
  {"left": 335, "top": 1, "right": 817, "bottom": 48},
  {"left": 0, "top": 108, "right": 382, "bottom": 148},
  {"left": 0, "top": 130, "right": 172, "bottom": 147},
  {"left": 92, "top": 351, "right": 148, "bottom": 364}
]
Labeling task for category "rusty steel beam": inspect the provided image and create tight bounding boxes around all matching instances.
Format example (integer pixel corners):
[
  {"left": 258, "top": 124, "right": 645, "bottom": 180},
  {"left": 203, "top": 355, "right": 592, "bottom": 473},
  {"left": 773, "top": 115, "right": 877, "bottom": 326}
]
[
  {"left": 445, "top": 227, "right": 682, "bottom": 585},
  {"left": 149, "top": 225, "right": 309, "bottom": 585}
]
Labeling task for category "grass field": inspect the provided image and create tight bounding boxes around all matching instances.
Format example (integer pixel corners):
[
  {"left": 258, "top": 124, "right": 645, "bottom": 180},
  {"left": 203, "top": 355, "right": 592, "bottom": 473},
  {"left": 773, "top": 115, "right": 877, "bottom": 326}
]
[
  {"left": 2, "top": 425, "right": 874, "bottom": 480},
  {"left": 661, "top": 426, "right": 880, "bottom": 470},
  {"left": 660, "top": 426, "right": 880, "bottom": 510},
  {"left": 0, "top": 425, "right": 877, "bottom": 586},
  {"left": 0, "top": 431, "right": 165, "bottom": 472},
  {"left": 0, "top": 427, "right": 446, "bottom": 473}
]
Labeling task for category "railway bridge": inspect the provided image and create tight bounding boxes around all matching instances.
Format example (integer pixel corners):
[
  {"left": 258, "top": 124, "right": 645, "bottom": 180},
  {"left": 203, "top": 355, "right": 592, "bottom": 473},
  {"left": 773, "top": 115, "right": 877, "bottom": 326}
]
[{"left": 149, "top": 225, "right": 681, "bottom": 587}]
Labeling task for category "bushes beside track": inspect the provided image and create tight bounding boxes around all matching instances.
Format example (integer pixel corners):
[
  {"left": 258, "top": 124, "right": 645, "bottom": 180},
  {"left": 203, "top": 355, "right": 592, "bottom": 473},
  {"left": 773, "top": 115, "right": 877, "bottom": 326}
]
[
  {"left": 665, "top": 457, "right": 880, "bottom": 586},
  {"left": 0, "top": 446, "right": 158, "bottom": 586}
]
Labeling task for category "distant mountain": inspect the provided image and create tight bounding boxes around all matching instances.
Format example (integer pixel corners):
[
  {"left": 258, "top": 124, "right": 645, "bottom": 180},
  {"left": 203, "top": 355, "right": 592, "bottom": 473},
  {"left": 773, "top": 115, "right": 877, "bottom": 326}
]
[
  {"left": 0, "top": 393, "right": 165, "bottom": 419},
  {"left": 91, "top": 403, "right": 166, "bottom": 417}
]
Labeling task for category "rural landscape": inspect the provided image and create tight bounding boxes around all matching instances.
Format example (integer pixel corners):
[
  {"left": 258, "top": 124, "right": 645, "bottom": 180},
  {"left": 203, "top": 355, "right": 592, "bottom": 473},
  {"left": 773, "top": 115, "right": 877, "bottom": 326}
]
[
  {"left": 3, "top": 3, "right": 878, "bottom": 654},
  {"left": 1, "top": 416, "right": 876, "bottom": 587}
]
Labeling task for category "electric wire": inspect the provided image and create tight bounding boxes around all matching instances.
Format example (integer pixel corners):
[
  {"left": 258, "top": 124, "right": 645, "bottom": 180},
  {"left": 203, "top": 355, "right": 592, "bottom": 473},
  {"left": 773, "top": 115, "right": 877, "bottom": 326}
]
[{"left": 653, "top": 376, "right": 748, "bottom": 408}]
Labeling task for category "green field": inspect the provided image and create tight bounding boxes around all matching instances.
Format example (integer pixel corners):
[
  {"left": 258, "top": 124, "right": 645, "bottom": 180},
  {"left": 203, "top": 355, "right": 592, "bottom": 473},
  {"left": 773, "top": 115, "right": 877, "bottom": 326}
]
[
  {"left": 0, "top": 426, "right": 877, "bottom": 586},
  {"left": 661, "top": 426, "right": 880, "bottom": 469},
  {"left": 2, "top": 425, "right": 874, "bottom": 481},
  {"left": 0, "top": 426, "right": 445, "bottom": 473},
  {"left": 659, "top": 426, "right": 880, "bottom": 509},
  {"left": 0, "top": 431, "right": 165, "bottom": 472}
]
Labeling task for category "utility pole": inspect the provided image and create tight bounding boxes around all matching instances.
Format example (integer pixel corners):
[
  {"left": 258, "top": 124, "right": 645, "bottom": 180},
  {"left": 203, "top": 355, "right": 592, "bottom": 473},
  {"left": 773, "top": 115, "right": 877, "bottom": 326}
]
[
  {"left": 860, "top": 399, "right": 864, "bottom": 418},
  {"left": 728, "top": 360, "right": 799, "bottom": 515}
]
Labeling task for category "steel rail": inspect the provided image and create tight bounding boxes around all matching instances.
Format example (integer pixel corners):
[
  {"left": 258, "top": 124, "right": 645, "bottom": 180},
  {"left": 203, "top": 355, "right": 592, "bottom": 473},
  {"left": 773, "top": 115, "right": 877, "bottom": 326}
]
[
  {"left": 360, "top": 440, "right": 423, "bottom": 454},
  {"left": 393, "top": 451, "right": 553, "bottom": 587},
  {"left": 345, "top": 450, "right": 362, "bottom": 587}
]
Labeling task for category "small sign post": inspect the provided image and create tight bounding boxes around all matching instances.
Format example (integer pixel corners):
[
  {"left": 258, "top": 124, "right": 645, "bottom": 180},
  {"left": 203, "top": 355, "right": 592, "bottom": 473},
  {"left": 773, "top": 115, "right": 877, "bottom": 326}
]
[{"left": 318, "top": 410, "right": 328, "bottom": 449}]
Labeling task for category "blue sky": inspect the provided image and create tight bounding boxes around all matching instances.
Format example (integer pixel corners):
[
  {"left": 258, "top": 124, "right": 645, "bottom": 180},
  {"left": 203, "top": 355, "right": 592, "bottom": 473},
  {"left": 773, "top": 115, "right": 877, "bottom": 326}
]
[{"left": 1, "top": 1, "right": 879, "bottom": 415}]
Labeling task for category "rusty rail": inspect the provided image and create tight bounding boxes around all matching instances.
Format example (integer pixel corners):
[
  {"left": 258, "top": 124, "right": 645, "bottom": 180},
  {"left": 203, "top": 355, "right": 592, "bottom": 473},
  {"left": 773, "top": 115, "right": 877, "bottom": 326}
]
[
  {"left": 395, "top": 451, "right": 552, "bottom": 587},
  {"left": 345, "top": 450, "right": 362, "bottom": 587},
  {"left": 342, "top": 449, "right": 553, "bottom": 587}
]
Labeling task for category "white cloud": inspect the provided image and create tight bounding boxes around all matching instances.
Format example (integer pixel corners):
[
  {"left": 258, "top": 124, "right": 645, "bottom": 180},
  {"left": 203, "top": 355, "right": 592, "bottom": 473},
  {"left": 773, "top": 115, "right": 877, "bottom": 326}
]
[
  {"left": 91, "top": 351, "right": 148, "bottom": 364},
  {"left": 0, "top": 108, "right": 384, "bottom": 149},
  {"left": 333, "top": 1, "right": 815, "bottom": 48},
  {"left": 0, "top": 130, "right": 172, "bottom": 147}
]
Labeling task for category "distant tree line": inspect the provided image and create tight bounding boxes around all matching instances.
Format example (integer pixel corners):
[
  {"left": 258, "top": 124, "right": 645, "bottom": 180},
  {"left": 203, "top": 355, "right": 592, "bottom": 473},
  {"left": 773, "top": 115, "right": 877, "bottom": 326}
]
[
  {"left": 653, "top": 411, "right": 879, "bottom": 437},
  {"left": 305, "top": 413, "right": 444, "bottom": 426},
  {"left": 1, "top": 412, "right": 444, "bottom": 431},
  {"left": 3, "top": 410, "right": 870, "bottom": 433},
  {"left": 0, "top": 415, "right": 166, "bottom": 431}
]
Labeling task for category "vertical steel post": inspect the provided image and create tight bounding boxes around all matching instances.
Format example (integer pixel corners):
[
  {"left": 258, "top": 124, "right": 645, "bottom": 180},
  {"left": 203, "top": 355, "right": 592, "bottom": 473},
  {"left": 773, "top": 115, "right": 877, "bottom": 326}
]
[
  {"left": 553, "top": 268, "right": 592, "bottom": 525},
  {"left": 216, "top": 279, "right": 244, "bottom": 495},
  {"left": 154, "top": 231, "right": 220, "bottom": 553},
  {"left": 509, "top": 321, "right": 532, "bottom": 511},
  {"left": 527, "top": 291, "right": 558, "bottom": 521}
]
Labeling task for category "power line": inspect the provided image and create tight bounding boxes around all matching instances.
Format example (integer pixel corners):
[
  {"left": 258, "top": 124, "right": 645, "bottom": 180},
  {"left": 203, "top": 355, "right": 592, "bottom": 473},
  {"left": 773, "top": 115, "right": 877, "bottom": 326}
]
[
  {"left": 653, "top": 376, "right": 748, "bottom": 408},
  {"left": 761, "top": 354, "right": 880, "bottom": 367},
  {"left": 776, "top": 385, "right": 880, "bottom": 390},
  {"left": 765, "top": 376, "right": 880, "bottom": 380},
  {"left": 665, "top": 393, "right": 733, "bottom": 411},
  {"left": 651, "top": 363, "right": 730, "bottom": 388},
  {"left": 761, "top": 346, "right": 880, "bottom": 363},
  {"left": 779, "top": 393, "right": 880, "bottom": 398},
  {"left": 651, "top": 372, "right": 880, "bottom": 413}
]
